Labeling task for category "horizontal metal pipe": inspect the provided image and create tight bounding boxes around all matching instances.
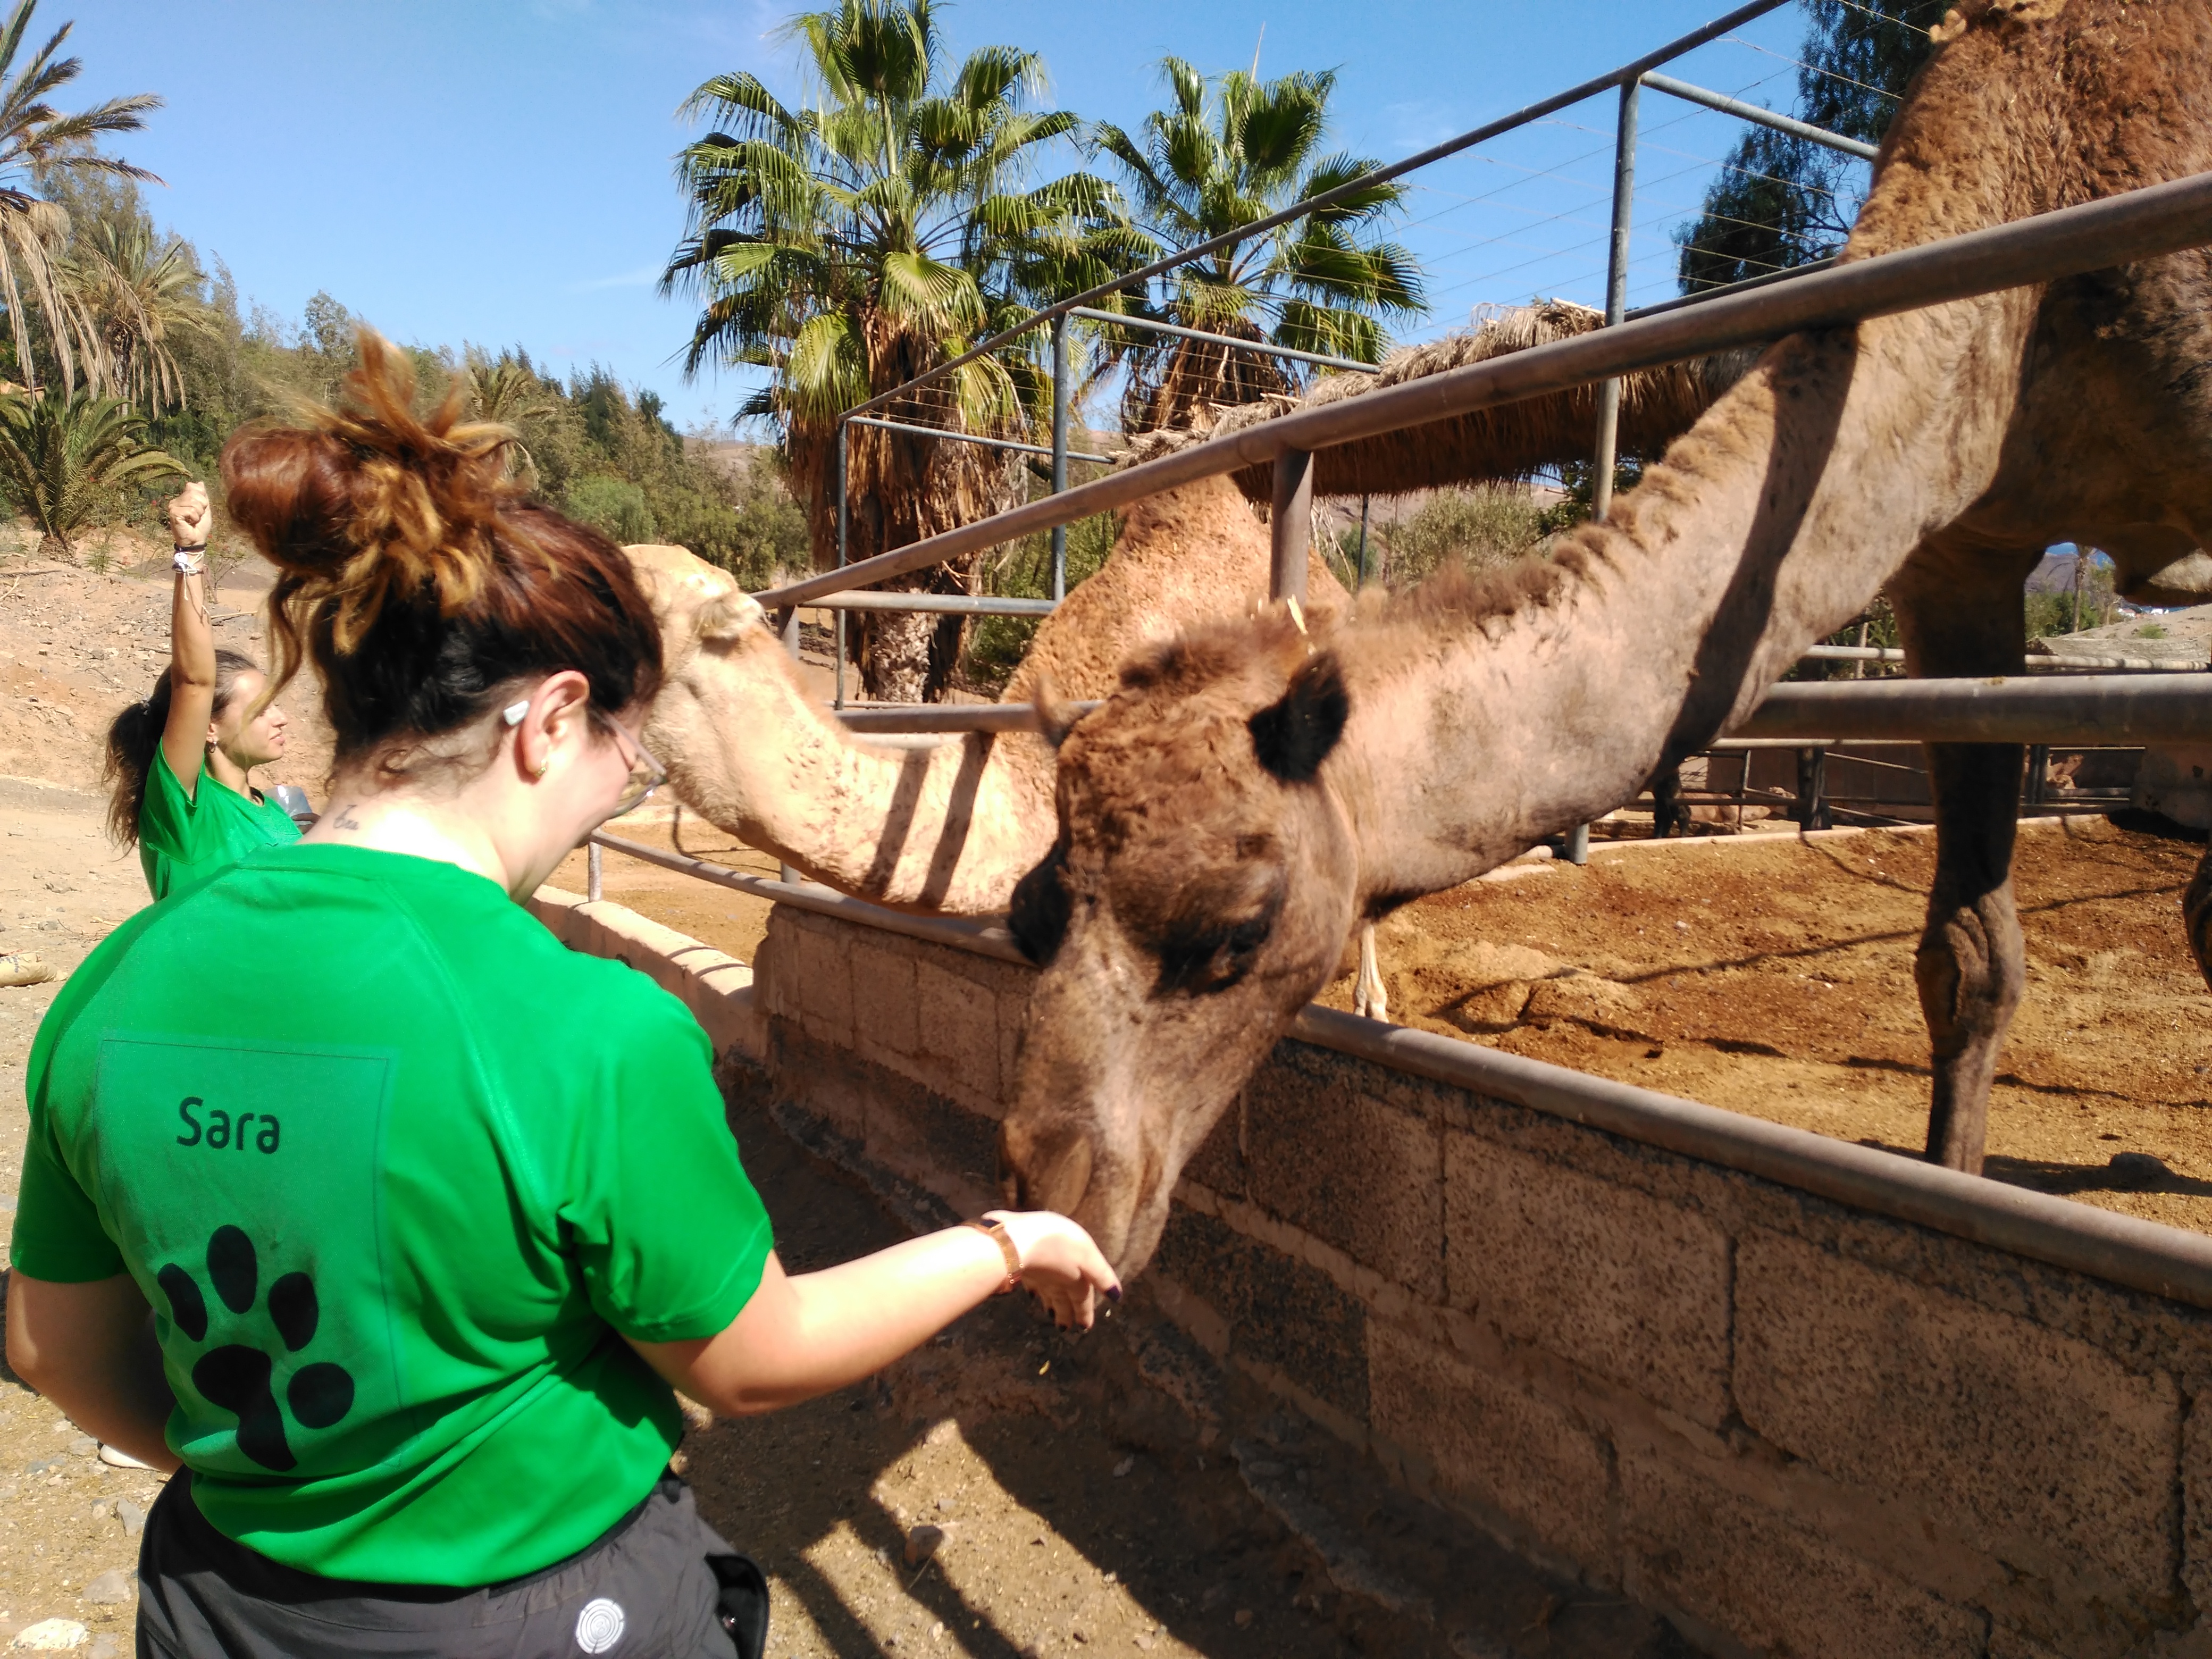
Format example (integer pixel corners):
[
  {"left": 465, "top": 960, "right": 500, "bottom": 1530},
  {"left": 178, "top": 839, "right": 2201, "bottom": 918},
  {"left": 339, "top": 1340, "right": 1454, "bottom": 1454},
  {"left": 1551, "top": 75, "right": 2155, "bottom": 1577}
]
[
  {"left": 1639, "top": 71, "right": 1881, "bottom": 160},
  {"left": 1623, "top": 254, "right": 1838, "bottom": 322},
  {"left": 1069, "top": 307, "right": 1381, "bottom": 374},
  {"left": 800, "top": 593, "right": 1058, "bottom": 617},
  {"left": 1287, "top": 1004, "right": 2212, "bottom": 1310},
  {"left": 835, "top": 0, "right": 1794, "bottom": 425},
  {"left": 2027, "top": 651, "right": 2206, "bottom": 672},
  {"left": 1800, "top": 642, "right": 2193, "bottom": 672},
  {"left": 828, "top": 675, "right": 2212, "bottom": 744},
  {"left": 589, "top": 832, "right": 1029, "bottom": 963},
  {"left": 834, "top": 702, "right": 1100, "bottom": 735},
  {"left": 845, "top": 414, "right": 1115, "bottom": 466},
  {"left": 1802, "top": 642, "right": 1906, "bottom": 663},
  {"left": 756, "top": 170, "right": 2212, "bottom": 609},
  {"left": 1736, "top": 673, "right": 2212, "bottom": 744}
]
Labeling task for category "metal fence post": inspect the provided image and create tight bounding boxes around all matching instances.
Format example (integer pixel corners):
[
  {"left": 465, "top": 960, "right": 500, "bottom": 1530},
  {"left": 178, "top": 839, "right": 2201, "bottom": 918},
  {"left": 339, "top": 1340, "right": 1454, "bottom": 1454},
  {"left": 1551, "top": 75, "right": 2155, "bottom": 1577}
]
[
  {"left": 1796, "top": 745, "right": 1830, "bottom": 831},
  {"left": 587, "top": 842, "right": 602, "bottom": 903},
  {"left": 1051, "top": 314, "right": 1069, "bottom": 602},
  {"left": 1565, "top": 76, "right": 1640, "bottom": 871},
  {"left": 834, "top": 419, "right": 850, "bottom": 710},
  {"left": 1355, "top": 494, "right": 1371, "bottom": 589},
  {"left": 780, "top": 606, "right": 802, "bottom": 885},
  {"left": 1271, "top": 449, "right": 1313, "bottom": 603},
  {"left": 1591, "top": 76, "right": 1640, "bottom": 523}
]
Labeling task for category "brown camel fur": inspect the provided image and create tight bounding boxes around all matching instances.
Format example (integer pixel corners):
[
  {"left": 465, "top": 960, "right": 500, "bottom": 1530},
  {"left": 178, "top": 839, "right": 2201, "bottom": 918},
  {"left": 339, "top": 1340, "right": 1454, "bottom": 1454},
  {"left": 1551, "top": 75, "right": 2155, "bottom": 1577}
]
[
  {"left": 624, "top": 475, "right": 1343, "bottom": 916},
  {"left": 1149, "top": 298, "right": 1757, "bottom": 502},
  {"left": 999, "top": 0, "right": 2212, "bottom": 1277}
]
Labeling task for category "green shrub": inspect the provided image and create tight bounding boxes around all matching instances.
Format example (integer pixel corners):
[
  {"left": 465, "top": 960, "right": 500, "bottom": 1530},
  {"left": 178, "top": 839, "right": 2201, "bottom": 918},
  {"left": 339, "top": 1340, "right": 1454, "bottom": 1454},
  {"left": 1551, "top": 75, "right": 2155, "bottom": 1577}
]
[
  {"left": 1371, "top": 485, "right": 1546, "bottom": 591},
  {"left": 563, "top": 474, "right": 656, "bottom": 545}
]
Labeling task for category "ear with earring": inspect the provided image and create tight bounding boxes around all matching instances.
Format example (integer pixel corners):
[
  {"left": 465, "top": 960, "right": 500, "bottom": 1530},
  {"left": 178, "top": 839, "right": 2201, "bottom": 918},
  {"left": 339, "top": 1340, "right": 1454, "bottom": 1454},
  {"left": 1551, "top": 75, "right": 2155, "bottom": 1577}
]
[{"left": 504, "top": 698, "right": 551, "bottom": 779}]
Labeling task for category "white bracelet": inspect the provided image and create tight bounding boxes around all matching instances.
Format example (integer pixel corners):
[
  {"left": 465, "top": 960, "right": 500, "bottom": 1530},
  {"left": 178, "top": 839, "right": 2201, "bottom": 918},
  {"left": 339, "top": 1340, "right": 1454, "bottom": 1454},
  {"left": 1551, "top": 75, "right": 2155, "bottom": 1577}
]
[{"left": 172, "top": 548, "right": 206, "bottom": 576}]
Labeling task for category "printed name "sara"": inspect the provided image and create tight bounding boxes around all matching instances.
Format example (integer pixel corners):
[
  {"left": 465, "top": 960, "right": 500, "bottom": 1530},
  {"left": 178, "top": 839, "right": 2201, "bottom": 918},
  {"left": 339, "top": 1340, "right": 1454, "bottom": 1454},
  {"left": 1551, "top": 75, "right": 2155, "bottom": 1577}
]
[{"left": 175, "top": 1096, "right": 280, "bottom": 1153}]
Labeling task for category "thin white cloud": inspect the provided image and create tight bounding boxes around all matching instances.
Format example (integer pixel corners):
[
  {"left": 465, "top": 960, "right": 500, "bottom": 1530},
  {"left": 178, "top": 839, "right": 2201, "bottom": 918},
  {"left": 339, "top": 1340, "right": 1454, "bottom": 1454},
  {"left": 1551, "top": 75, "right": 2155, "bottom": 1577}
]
[
  {"left": 568, "top": 265, "right": 663, "bottom": 294},
  {"left": 1381, "top": 99, "right": 1467, "bottom": 153}
]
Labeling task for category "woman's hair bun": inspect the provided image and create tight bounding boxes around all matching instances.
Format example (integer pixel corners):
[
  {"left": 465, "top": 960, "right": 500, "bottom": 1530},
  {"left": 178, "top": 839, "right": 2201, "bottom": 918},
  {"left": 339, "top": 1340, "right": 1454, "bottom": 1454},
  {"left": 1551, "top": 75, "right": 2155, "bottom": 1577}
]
[{"left": 222, "top": 329, "right": 527, "bottom": 652}]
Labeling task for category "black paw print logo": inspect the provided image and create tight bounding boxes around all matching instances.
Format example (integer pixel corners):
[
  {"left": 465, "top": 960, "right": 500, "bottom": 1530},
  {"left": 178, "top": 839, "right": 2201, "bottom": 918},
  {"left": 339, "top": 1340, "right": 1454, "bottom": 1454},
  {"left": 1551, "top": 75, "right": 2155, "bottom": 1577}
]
[{"left": 156, "top": 1225, "right": 354, "bottom": 1472}]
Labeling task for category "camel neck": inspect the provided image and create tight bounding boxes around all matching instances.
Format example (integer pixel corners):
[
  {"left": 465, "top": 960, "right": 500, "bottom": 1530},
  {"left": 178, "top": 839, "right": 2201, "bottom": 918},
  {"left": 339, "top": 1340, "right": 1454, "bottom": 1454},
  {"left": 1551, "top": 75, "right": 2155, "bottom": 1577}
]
[{"left": 1326, "top": 300, "right": 2025, "bottom": 909}]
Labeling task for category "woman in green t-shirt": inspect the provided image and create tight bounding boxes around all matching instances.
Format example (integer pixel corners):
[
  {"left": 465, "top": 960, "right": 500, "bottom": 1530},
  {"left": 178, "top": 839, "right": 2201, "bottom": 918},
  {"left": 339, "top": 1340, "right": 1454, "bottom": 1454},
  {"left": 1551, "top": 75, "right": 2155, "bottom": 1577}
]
[
  {"left": 9, "top": 334, "right": 1117, "bottom": 1658},
  {"left": 102, "top": 481, "right": 299, "bottom": 901}
]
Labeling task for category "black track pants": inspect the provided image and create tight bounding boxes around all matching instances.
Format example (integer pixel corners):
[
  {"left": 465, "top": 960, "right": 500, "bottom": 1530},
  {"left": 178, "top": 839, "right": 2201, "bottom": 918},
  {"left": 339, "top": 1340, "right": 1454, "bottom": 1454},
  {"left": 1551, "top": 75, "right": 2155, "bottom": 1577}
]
[{"left": 135, "top": 1472, "right": 768, "bottom": 1659}]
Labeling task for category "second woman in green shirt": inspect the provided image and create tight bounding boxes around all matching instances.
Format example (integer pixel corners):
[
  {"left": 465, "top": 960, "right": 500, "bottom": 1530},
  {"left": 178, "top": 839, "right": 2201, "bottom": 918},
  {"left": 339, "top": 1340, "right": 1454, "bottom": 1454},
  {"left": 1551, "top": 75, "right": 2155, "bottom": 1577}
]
[{"left": 103, "top": 482, "right": 298, "bottom": 901}]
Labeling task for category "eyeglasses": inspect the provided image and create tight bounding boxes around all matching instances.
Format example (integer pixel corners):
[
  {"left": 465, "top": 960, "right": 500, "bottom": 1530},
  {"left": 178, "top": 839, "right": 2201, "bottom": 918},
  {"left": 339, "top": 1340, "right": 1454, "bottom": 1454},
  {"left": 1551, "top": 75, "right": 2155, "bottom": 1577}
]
[{"left": 586, "top": 706, "right": 667, "bottom": 818}]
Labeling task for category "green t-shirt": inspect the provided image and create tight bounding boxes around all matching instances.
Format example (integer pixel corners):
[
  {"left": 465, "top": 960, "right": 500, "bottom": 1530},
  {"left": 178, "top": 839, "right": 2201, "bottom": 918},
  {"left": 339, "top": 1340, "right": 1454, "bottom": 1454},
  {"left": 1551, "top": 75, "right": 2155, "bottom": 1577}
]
[
  {"left": 137, "top": 746, "right": 301, "bottom": 901},
  {"left": 12, "top": 843, "right": 773, "bottom": 1587}
]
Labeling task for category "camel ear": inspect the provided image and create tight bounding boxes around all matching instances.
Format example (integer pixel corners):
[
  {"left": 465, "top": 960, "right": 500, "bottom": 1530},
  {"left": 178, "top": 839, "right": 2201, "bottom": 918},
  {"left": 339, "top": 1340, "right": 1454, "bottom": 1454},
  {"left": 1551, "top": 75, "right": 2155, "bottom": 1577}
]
[
  {"left": 695, "top": 590, "right": 768, "bottom": 642},
  {"left": 1248, "top": 651, "right": 1349, "bottom": 784},
  {"left": 1029, "top": 669, "right": 1079, "bottom": 749}
]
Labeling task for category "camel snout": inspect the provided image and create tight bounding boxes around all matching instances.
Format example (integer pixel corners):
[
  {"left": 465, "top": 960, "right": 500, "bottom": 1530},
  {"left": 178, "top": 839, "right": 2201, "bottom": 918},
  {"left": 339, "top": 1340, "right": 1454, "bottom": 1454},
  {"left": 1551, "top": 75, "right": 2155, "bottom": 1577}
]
[{"left": 996, "top": 1120, "right": 1098, "bottom": 1226}]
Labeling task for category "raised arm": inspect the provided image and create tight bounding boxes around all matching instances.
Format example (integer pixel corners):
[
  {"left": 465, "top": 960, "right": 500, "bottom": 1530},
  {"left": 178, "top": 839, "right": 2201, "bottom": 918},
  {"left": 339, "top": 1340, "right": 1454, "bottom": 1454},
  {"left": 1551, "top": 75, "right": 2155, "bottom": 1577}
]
[
  {"left": 158, "top": 483, "right": 216, "bottom": 802},
  {"left": 630, "top": 1210, "right": 1119, "bottom": 1418}
]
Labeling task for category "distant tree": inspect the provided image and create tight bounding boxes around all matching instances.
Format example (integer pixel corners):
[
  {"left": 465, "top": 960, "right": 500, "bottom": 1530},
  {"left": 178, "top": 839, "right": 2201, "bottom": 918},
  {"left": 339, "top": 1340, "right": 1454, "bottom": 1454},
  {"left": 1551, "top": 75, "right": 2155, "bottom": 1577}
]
[
  {"left": 65, "top": 216, "right": 211, "bottom": 413},
  {"left": 663, "top": 0, "right": 1142, "bottom": 700},
  {"left": 0, "top": 386, "right": 180, "bottom": 556},
  {"left": 1093, "top": 59, "right": 1422, "bottom": 432},
  {"left": 0, "top": 0, "right": 161, "bottom": 393},
  {"left": 1674, "top": 0, "right": 1948, "bottom": 294}
]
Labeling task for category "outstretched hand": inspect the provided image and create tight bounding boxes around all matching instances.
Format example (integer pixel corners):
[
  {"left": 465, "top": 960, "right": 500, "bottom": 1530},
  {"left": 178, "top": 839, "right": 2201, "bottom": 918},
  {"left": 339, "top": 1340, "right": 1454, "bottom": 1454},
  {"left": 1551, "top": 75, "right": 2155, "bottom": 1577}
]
[
  {"left": 989, "top": 1208, "right": 1121, "bottom": 1331},
  {"left": 166, "top": 482, "right": 211, "bottom": 551}
]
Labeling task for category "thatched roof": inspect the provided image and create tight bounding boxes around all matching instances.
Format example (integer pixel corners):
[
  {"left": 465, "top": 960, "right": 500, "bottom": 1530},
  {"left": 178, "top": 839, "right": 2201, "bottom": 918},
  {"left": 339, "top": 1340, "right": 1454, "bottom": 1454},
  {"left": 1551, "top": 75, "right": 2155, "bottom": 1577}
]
[{"left": 1127, "top": 300, "right": 1757, "bottom": 502}]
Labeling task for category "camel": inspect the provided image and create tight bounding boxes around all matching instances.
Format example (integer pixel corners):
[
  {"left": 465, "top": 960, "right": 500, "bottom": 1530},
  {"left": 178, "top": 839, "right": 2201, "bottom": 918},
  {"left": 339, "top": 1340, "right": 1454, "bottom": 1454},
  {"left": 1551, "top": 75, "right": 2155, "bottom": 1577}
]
[
  {"left": 624, "top": 306, "right": 1747, "bottom": 1009},
  {"left": 625, "top": 475, "right": 1344, "bottom": 917},
  {"left": 996, "top": 0, "right": 2212, "bottom": 1277}
]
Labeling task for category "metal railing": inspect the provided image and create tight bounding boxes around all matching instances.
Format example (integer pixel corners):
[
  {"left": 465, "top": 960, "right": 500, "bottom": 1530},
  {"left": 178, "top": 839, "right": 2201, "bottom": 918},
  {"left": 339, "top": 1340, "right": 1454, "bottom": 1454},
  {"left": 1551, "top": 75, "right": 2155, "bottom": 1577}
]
[
  {"left": 790, "top": 0, "right": 1886, "bottom": 750},
  {"left": 763, "top": 171, "right": 2212, "bottom": 615}
]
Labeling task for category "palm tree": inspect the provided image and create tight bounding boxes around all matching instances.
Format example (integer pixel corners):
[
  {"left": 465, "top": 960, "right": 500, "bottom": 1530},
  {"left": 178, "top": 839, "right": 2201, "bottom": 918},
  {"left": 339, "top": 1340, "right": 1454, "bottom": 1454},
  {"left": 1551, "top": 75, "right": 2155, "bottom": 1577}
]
[
  {"left": 663, "top": 0, "right": 1143, "bottom": 701},
  {"left": 463, "top": 347, "right": 562, "bottom": 481},
  {"left": 1093, "top": 60, "right": 1423, "bottom": 432},
  {"left": 0, "top": 386, "right": 180, "bottom": 557},
  {"left": 65, "top": 216, "right": 209, "bottom": 414},
  {"left": 0, "top": 0, "right": 161, "bottom": 396}
]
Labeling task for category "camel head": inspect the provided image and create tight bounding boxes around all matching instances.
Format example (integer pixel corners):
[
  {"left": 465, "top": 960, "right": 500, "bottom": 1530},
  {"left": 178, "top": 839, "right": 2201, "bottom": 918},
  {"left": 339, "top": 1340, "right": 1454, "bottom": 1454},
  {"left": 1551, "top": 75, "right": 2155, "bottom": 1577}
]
[
  {"left": 621, "top": 543, "right": 767, "bottom": 668},
  {"left": 1001, "top": 608, "right": 1362, "bottom": 1276}
]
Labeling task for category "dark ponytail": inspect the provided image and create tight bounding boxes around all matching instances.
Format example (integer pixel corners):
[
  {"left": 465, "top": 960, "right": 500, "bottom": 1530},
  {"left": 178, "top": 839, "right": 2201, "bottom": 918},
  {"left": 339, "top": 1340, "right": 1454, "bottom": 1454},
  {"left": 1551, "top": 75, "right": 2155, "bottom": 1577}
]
[{"left": 103, "top": 649, "right": 264, "bottom": 848}]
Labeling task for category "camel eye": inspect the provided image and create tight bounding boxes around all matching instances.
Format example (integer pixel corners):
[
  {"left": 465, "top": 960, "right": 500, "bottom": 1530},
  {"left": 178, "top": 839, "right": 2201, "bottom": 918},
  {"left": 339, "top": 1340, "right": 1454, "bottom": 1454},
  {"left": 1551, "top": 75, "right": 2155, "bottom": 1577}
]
[
  {"left": 1008, "top": 842, "right": 1071, "bottom": 966},
  {"left": 1137, "top": 872, "right": 1286, "bottom": 999},
  {"left": 1152, "top": 908, "right": 1278, "bottom": 997}
]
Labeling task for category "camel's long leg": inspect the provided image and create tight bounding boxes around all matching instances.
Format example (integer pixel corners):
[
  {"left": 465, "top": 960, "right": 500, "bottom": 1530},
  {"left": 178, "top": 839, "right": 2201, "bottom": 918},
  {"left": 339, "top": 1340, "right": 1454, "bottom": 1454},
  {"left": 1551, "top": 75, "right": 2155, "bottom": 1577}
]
[
  {"left": 1890, "top": 545, "right": 2043, "bottom": 1172},
  {"left": 1353, "top": 922, "right": 1389, "bottom": 1022},
  {"left": 2187, "top": 855, "right": 2212, "bottom": 993}
]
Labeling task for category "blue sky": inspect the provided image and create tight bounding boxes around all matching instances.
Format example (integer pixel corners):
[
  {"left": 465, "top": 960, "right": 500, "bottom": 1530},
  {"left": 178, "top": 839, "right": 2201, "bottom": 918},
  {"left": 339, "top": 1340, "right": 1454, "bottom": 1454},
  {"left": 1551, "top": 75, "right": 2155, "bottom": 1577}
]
[{"left": 64, "top": 1, "right": 1829, "bottom": 430}]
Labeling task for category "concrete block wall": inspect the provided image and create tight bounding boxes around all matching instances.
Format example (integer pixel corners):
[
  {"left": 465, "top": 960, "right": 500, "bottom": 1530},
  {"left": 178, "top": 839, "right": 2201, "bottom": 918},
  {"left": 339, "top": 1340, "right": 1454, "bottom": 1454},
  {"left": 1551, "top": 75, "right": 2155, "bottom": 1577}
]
[
  {"left": 742, "top": 902, "right": 2212, "bottom": 1658},
  {"left": 526, "top": 886, "right": 764, "bottom": 1061}
]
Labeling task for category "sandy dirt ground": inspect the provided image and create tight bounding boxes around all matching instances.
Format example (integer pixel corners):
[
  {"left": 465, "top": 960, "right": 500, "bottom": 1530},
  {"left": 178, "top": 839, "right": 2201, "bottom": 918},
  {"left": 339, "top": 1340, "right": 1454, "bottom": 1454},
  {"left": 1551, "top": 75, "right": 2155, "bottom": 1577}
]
[{"left": 1315, "top": 815, "right": 2212, "bottom": 1231}]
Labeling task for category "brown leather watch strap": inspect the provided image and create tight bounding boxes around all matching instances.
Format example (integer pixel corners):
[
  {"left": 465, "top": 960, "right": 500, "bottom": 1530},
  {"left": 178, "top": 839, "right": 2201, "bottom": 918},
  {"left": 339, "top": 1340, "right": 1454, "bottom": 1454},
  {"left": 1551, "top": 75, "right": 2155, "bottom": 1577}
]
[{"left": 964, "top": 1218, "right": 1022, "bottom": 1294}]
